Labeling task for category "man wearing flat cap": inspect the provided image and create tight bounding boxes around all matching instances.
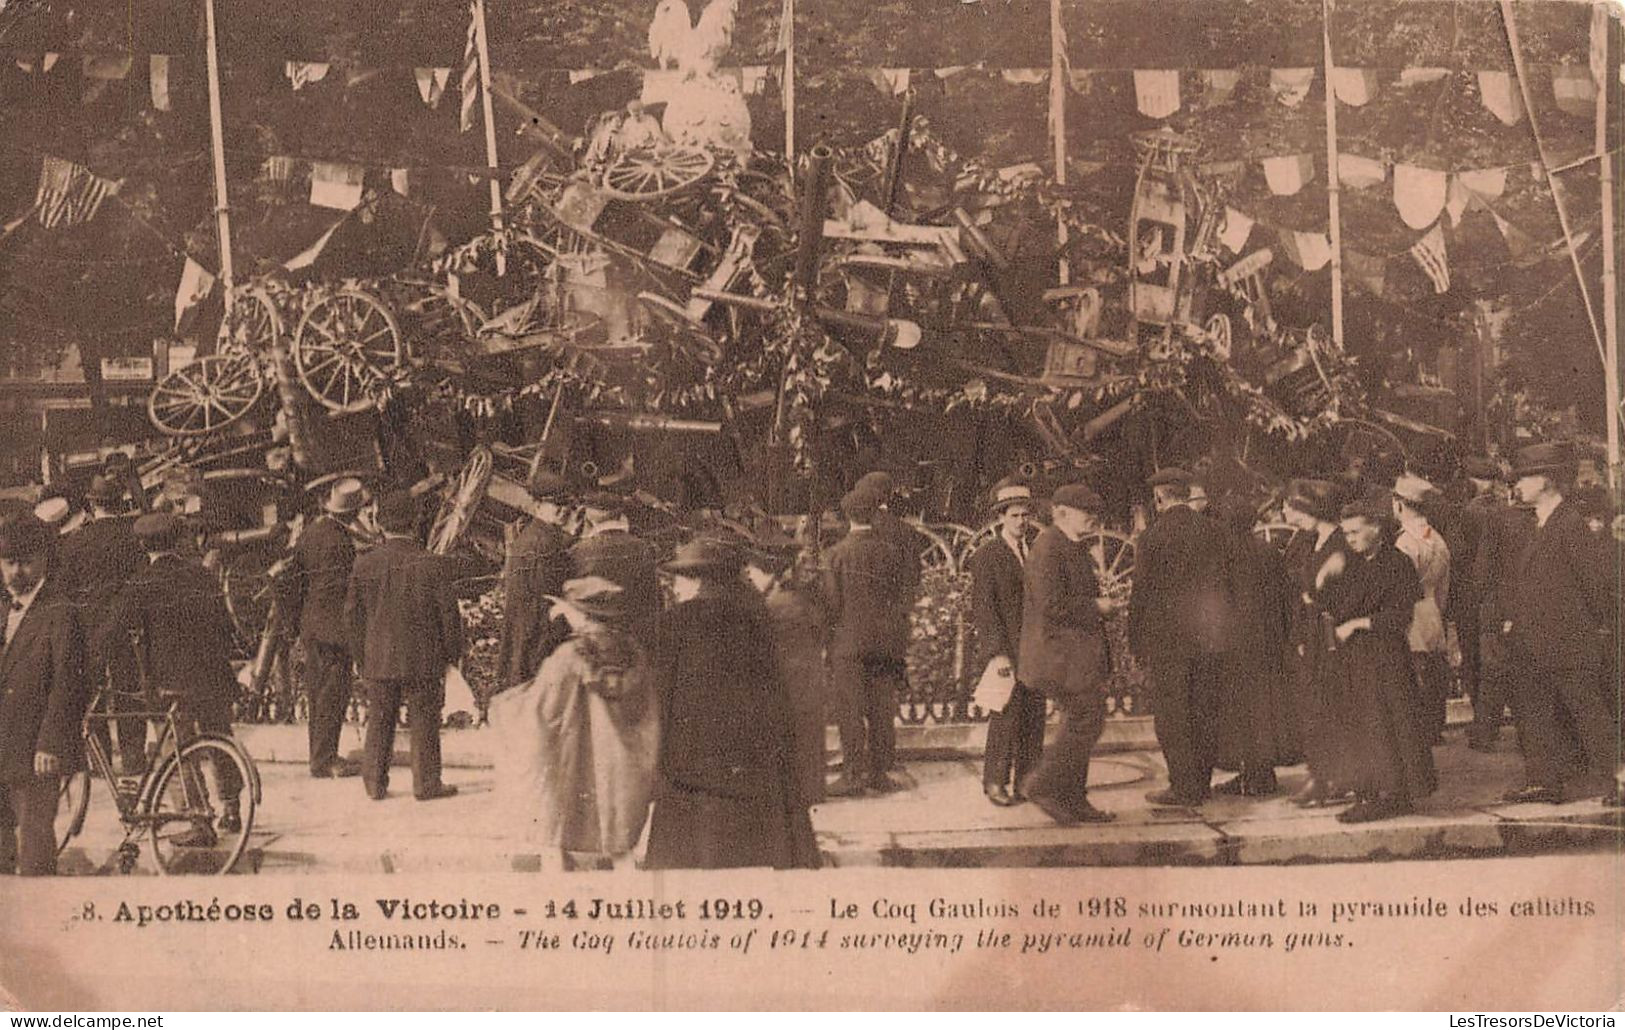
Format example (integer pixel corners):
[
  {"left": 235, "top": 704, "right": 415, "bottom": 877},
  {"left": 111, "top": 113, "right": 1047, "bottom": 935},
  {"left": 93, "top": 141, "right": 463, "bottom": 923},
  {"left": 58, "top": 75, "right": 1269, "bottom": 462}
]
[
  {"left": 570, "top": 491, "right": 660, "bottom": 637},
  {"left": 823, "top": 488, "right": 912, "bottom": 796},
  {"left": 1017, "top": 483, "right": 1120, "bottom": 824},
  {"left": 0, "top": 514, "right": 87, "bottom": 874},
  {"left": 283, "top": 478, "right": 369, "bottom": 779},
  {"left": 59, "top": 473, "right": 146, "bottom": 775},
  {"left": 1500, "top": 443, "right": 1619, "bottom": 805},
  {"left": 968, "top": 476, "right": 1041, "bottom": 806},
  {"left": 345, "top": 491, "right": 462, "bottom": 802},
  {"left": 496, "top": 466, "right": 575, "bottom": 694},
  {"left": 1129, "top": 466, "right": 1229, "bottom": 807},
  {"left": 101, "top": 512, "right": 244, "bottom": 843}
]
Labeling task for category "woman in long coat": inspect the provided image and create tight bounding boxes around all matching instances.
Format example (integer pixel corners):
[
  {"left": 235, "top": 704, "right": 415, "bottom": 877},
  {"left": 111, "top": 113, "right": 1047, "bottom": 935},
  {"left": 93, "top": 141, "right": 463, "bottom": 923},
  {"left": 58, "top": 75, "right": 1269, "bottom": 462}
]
[
  {"left": 490, "top": 575, "right": 660, "bottom": 871},
  {"left": 645, "top": 537, "right": 820, "bottom": 870},
  {"left": 1322, "top": 495, "right": 1437, "bottom": 823},
  {"left": 746, "top": 547, "right": 829, "bottom": 807},
  {"left": 1280, "top": 479, "right": 1354, "bottom": 807},
  {"left": 1212, "top": 496, "right": 1298, "bottom": 796}
]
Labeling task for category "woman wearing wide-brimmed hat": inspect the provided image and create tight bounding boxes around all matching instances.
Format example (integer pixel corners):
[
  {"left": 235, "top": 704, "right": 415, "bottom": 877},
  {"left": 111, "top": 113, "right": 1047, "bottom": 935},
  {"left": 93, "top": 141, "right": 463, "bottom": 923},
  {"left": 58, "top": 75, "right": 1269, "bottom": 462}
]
[
  {"left": 644, "top": 536, "right": 819, "bottom": 870},
  {"left": 490, "top": 575, "right": 660, "bottom": 871},
  {"left": 742, "top": 529, "right": 829, "bottom": 808}
]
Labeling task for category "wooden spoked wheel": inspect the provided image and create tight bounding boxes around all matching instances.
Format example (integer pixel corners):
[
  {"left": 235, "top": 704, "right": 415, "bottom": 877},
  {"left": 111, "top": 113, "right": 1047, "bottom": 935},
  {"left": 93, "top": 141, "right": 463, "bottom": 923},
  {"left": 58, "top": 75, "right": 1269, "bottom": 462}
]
[
  {"left": 522, "top": 214, "right": 597, "bottom": 263},
  {"left": 911, "top": 521, "right": 963, "bottom": 576},
  {"left": 1205, "top": 312, "right": 1233, "bottom": 361},
  {"left": 600, "top": 144, "right": 715, "bottom": 201},
  {"left": 1253, "top": 522, "right": 1300, "bottom": 552},
  {"left": 293, "top": 289, "right": 404, "bottom": 413},
  {"left": 146, "top": 352, "right": 265, "bottom": 437},
  {"left": 216, "top": 287, "right": 282, "bottom": 353},
  {"left": 221, "top": 549, "right": 277, "bottom": 649},
  {"left": 428, "top": 445, "right": 493, "bottom": 556},
  {"left": 1086, "top": 529, "right": 1136, "bottom": 602}
]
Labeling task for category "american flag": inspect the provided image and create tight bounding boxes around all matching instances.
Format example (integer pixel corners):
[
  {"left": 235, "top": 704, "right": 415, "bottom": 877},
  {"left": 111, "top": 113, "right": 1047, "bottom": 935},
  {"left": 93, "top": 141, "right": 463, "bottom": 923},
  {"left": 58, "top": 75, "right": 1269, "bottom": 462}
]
[
  {"left": 1409, "top": 224, "right": 1450, "bottom": 294},
  {"left": 34, "top": 155, "right": 117, "bottom": 228},
  {"left": 459, "top": 2, "right": 479, "bottom": 133}
]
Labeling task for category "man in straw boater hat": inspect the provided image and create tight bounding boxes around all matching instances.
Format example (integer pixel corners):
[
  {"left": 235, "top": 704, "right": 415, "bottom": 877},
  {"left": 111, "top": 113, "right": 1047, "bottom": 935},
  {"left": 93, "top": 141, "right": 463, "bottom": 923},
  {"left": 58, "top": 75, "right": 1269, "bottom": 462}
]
[
  {"left": 101, "top": 512, "right": 244, "bottom": 843},
  {"left": 344, "top": 491, "right": 462, "bottom": 802},
  {"left": 1129, "top": 466, "right": 1229, "bottom": 808},
  {"left": 58, "top": 473, "right": 146, "bottom": 776},
  {"left": 1278, "top": 477, "right": 1355, "bottom": 807},
  {"left": 1498, "top": 443, "right": 1620, "bottom": 806},
  {"left": 1017, "top": 483, "right": 1122, "bottom": 824},
  {"left": 283, "top": 478, "right": 370, "bottom": 779},
  {"left": 967, "top": 475, "right": 1042, "bottom": 807},
  {"left": 0, "top": 513, "right": 88, "bottom": 874},
  {"left": 496, "top": 463, "right": 576, "bottom": 693},
  {"left": 823, "top": 487, "right": 913, "bottom": 797},
  {"left": 1390, "top": 471, "right": 1453, "bottom": 745}
]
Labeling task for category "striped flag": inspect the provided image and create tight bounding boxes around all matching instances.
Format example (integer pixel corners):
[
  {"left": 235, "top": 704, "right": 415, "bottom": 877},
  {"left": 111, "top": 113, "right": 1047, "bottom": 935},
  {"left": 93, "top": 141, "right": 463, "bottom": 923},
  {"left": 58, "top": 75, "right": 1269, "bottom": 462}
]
[
  {"left": 1409, "top": 224, "right": 1450, "bottom": 294},
  {"left": 459, "top": 3, "right": 479, "bottom": 133},
  {"left": 34, "top": 155, "right": 118, "bottom": 228}
]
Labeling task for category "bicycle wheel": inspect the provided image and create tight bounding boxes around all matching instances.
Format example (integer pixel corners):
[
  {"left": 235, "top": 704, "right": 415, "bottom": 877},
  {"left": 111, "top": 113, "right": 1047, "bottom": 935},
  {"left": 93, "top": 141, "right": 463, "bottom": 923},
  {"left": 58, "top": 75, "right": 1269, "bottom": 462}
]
[
  {"left": 146, "top": 736, "right": 257, "bottom": 875},
  {"left": 55, "top": 770, "right": 91, "bottom": 856}
]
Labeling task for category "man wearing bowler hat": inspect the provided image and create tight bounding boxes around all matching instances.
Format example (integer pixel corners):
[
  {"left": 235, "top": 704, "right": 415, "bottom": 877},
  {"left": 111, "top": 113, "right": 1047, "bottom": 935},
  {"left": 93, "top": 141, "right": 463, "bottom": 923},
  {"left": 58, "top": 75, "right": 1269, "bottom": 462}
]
[
  {"left": 1500, "top": 443, "right": 1618, "bottom": 805},
  {"left": 345, "top": 491, "right": 462, "bottom": 801},
  {"left": 968, "top": 476, "right": 1042, "bottom": 807},
  {"left": 0, "top": 513, "right": 87, "bottom": 874},
  {"left": 1130, "top": 466, "right": 1229, "bottom": 807},
  {"left": 102, "top": 512, "right": 243, "bottom": 842},
  {"left": 823, "top": 488, "right": 912, "bottom": 796},
  {"left": 1459, "top": 456, "right": 1530, "bottom": 751},
  {"left": 497, "top": 466, "right": 576, "bottom": 693},
  {"left": 1018, "top": 483, "right": 1121, "bottom": 824},
  {"left": 284, "top": 478, "right": 368, "bottom": 779},
  {"left": 59, "top": 473, "right": 146, "bottom": 775}
]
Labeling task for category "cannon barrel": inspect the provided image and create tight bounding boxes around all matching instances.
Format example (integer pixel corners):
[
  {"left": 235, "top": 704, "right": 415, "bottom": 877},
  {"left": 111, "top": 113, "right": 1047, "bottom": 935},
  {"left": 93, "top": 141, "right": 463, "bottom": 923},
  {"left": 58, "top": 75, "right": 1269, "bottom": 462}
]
[{"left": 794, "top": 144, "right": 834, "bottom": 299}]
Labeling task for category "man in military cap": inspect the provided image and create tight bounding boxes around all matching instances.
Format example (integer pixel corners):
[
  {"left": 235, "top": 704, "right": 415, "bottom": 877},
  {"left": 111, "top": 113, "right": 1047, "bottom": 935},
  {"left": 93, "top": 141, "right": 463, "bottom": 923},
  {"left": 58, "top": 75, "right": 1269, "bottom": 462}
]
[
  {"left": 345, "top": 491, "right": 462, "bottom": 802},
  {"left": 0, "top": 513, "right": 87, "bottom": 874},
  {"left": 284, "top": 479, "right": 369, "bottom": 779},
  {"left": 1018, "top": 483, "right": 1121, "bottom": 824},
  {"left": 1500, "top": 443, "right": 1618, "bottom": 804},
  {"left": 497, "top": 466, "right": 576, "bottom": 692},
  {"left": 823, "top": 488, "right": 912, "bottom": 796},
  {"left": 59, "top": 473, "right": 147, "bottom": 774},
  {"left": 1129, "top": 467, "right": 1229, "bottom": 807},
  {"left": 101, "top": 512, "right": 243, "bottom": 841}
]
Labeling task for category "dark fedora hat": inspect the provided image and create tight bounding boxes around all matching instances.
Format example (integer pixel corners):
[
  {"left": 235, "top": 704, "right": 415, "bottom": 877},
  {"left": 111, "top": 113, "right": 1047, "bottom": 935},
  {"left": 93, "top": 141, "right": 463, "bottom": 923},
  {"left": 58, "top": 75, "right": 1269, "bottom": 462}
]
[
  {"left": 663, "top": 535, "right": 745, "bottom": 577},
  {"left": 1510, "top": 442, "right": 1573, "bottom": 481},
  {"left": 0, "top": 513, "right": 56, "bottom": 560},
  {"left": 1460, "top": 455, "right": 1503, "bottom": 482},
  {"left": 1283, "top": 478, "right": 1340, "bottom": 523}
]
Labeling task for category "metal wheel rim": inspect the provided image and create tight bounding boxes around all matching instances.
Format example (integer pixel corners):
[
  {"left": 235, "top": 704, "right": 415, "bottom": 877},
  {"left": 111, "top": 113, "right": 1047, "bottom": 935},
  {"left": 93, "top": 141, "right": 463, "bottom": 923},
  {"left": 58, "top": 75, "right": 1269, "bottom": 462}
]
[
  {"left": 217, "top": 286, "right": 282, "bottom": 354},
  {"left": 600, "top": 145, "right": 715, "bottom": 201},
  {"left": 55, "top": 770, "right": 90, "bottom": 855},
  {"left": 147, "top": 738, "right": 255, "bottom": 875},
  {"left": 147, "top": 353, "right": 265, "bottom": 436},
  {"left": 294, "top": 289, "right": 404, "bottom": 413}
]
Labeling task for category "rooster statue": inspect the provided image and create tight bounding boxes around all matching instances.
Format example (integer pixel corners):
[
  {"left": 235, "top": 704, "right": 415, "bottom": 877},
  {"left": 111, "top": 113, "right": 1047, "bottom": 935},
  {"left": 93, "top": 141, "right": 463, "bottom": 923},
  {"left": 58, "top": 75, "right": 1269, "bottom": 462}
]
[{"left": 648, "top": 0, "right": 737, "bottom": 77}]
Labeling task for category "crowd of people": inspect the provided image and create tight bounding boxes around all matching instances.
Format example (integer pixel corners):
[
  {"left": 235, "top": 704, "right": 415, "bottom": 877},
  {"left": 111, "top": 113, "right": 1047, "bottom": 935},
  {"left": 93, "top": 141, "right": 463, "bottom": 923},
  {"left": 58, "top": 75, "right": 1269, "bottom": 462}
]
[{"left": 0, "top": 438, "right": 1619, "bottom": 875}]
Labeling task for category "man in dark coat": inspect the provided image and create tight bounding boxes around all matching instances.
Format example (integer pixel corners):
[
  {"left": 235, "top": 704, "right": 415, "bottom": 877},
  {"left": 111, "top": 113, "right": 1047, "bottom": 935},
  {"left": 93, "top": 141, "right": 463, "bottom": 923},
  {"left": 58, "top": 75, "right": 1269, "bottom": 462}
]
[
  {"left": 1129, "top": 467, "right": 1229, "bottom": 806},
  {"left": 968, "top": 476, "right": 1042, "bottom": 806},
  {"left": 1460, "top": 457, "right": 1530, "bottom": 751},
  {"left": 345, "top": 491, "right": 462, "bottom": 802},
  {"left": 823, "top": 488, "right": 911, "bottom": 796},
  {"left": 853, "top": 470, "right": 926, "bottom": 601},
  {"left": 0, "top": 514, "right": 87, "bottom": 875},
  {"left": 1501, "top": 443, "right": 1618, "bottom": 804},
  {"left": 101, "top": 512, "right": 243, "bottom": 841},
  {"left": 59, "top": 474, "right": 146, "bottom": 774},
  {"left": 284, "top": 478, "right": 367, "bottom": 778},
  {"left": 496, "top": 468, "right": 575, "bottom": 693},
  {"left": 1017, "top": 483, "right": 1120, "bottom": 824},
  {"left": 570, "top": 492, "right": 660, "bottom": 636},
  {"left": 1279, "top": 479, "right": 1355, "bottom": 806}
]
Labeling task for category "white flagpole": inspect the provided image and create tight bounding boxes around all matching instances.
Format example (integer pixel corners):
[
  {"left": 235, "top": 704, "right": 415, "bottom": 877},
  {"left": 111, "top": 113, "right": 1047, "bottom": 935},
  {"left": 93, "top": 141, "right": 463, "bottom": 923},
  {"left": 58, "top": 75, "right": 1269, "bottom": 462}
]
[
  {"left": 1595, "top": 8, "right": 1619, "bottom": 491},
  {"left": 1321, "top": 0, "right": 1344, "bottom": 349},
  {"left": 202, "top": 0, "right": 234, "bottom": 292},
  {"left": 471, "top": 0, "right": 506, "bottom": 273},
  {"left": 783, "top": 0, "right": 796, "bottom": 163},
  {"left": 1050, "top": 0, "right": 1068, "bottom": 286}
]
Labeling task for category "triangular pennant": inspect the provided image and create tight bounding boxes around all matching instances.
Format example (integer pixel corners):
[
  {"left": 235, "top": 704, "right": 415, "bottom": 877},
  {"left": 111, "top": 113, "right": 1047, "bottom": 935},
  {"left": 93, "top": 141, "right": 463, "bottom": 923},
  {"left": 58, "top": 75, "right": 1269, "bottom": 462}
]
[
  {"left": 285, "top": 217, "right": 348, "bottom": 270},
  {"left": 309, "top": 161, "right": 364, "bottom": 210},
  {"left": 1393, "top": 163, "right": 1448, "bottom": 230},
  {"left": 1409, "top": 224, "right": 1450, "bottom": 293},
  {"left": 1134, "top": 69, "right": 1181, "bottom": 119},
  {"left": 1477, "top": 70, "right": 1524, "bottom": 125},
  {"left": 1552, "top": 67, "right": 1596, "bottom": 117},
  {"left": 415, "top": 67, "right": 450, "bottom": 107},
  {"left": 1199, "top": 69, "right": 1239, "bottom": 107},
  {"left": 1278, "top": 229, "right": 1331, "bottom": 271},
  {"left": 1344, "top": 249, "right": 1386, "bottom": 295},
  {"left": 1269, "top": 67, "right": 1314, "bottom": 107},
  {"left": 173, "top": 257, "right": 216, "bottom": 332},
  {"left": 867, "top": 68, "right": 911, "bottom": 95},
  {"left": 1330, "top": 67, "right": 1378, "bottom": 106},
  {"left": 1457, "top": 167, "right": 1507, "bottom": 201},
  {"left": 1262, "top": 153, "right": 1313, "bottom": 196},
  {"left": 1445, "top": 175, "right": 1472, "bottom": 227},
  {"left": 1337, "top": 153, "right": 1386, "bottom": 189},
  {"left": 149, "top": 54, "right": 171, "bottom": 111},
  {"left": 1000, "top": 69, "right": 1046, "bottom": 85},
  {"left": 390, "top": 167, "right": 411, "bottom": 196},
  {"left": 284, "top": 61, "right": 331, "bottom": 91},
  {"left": 1218, "top": 206, "right": 1254, "bottom": 253}
]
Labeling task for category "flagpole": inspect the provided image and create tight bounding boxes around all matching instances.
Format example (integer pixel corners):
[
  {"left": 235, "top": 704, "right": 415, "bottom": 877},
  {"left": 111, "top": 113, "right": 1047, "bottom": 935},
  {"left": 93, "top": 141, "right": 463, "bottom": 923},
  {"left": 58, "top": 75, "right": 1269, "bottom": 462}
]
[
  {"left": 1320, "top": 0, "right": 1343, "bottom": 349},
  {"left": 1050, "top": 0, "right": 1068, "bottom": 285},
  {"left": 202, "top": 0, "right": 234, "bottom": 292},
  {"left": 782, "top": 0, "right": 796, "bottom": 164},
  {"left": 1595, "top": 7, "right": 1619, "bottom": 491},
  {"left": 471, "top": 0, "right": 506, "bottom": 271}
]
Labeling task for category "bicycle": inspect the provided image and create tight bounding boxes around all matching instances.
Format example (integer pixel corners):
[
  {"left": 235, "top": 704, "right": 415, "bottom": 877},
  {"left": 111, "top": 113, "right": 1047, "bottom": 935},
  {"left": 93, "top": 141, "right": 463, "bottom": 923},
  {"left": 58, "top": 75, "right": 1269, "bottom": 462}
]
[{"left": 55, "top": 635, "right": 263, "bottom": 875}]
